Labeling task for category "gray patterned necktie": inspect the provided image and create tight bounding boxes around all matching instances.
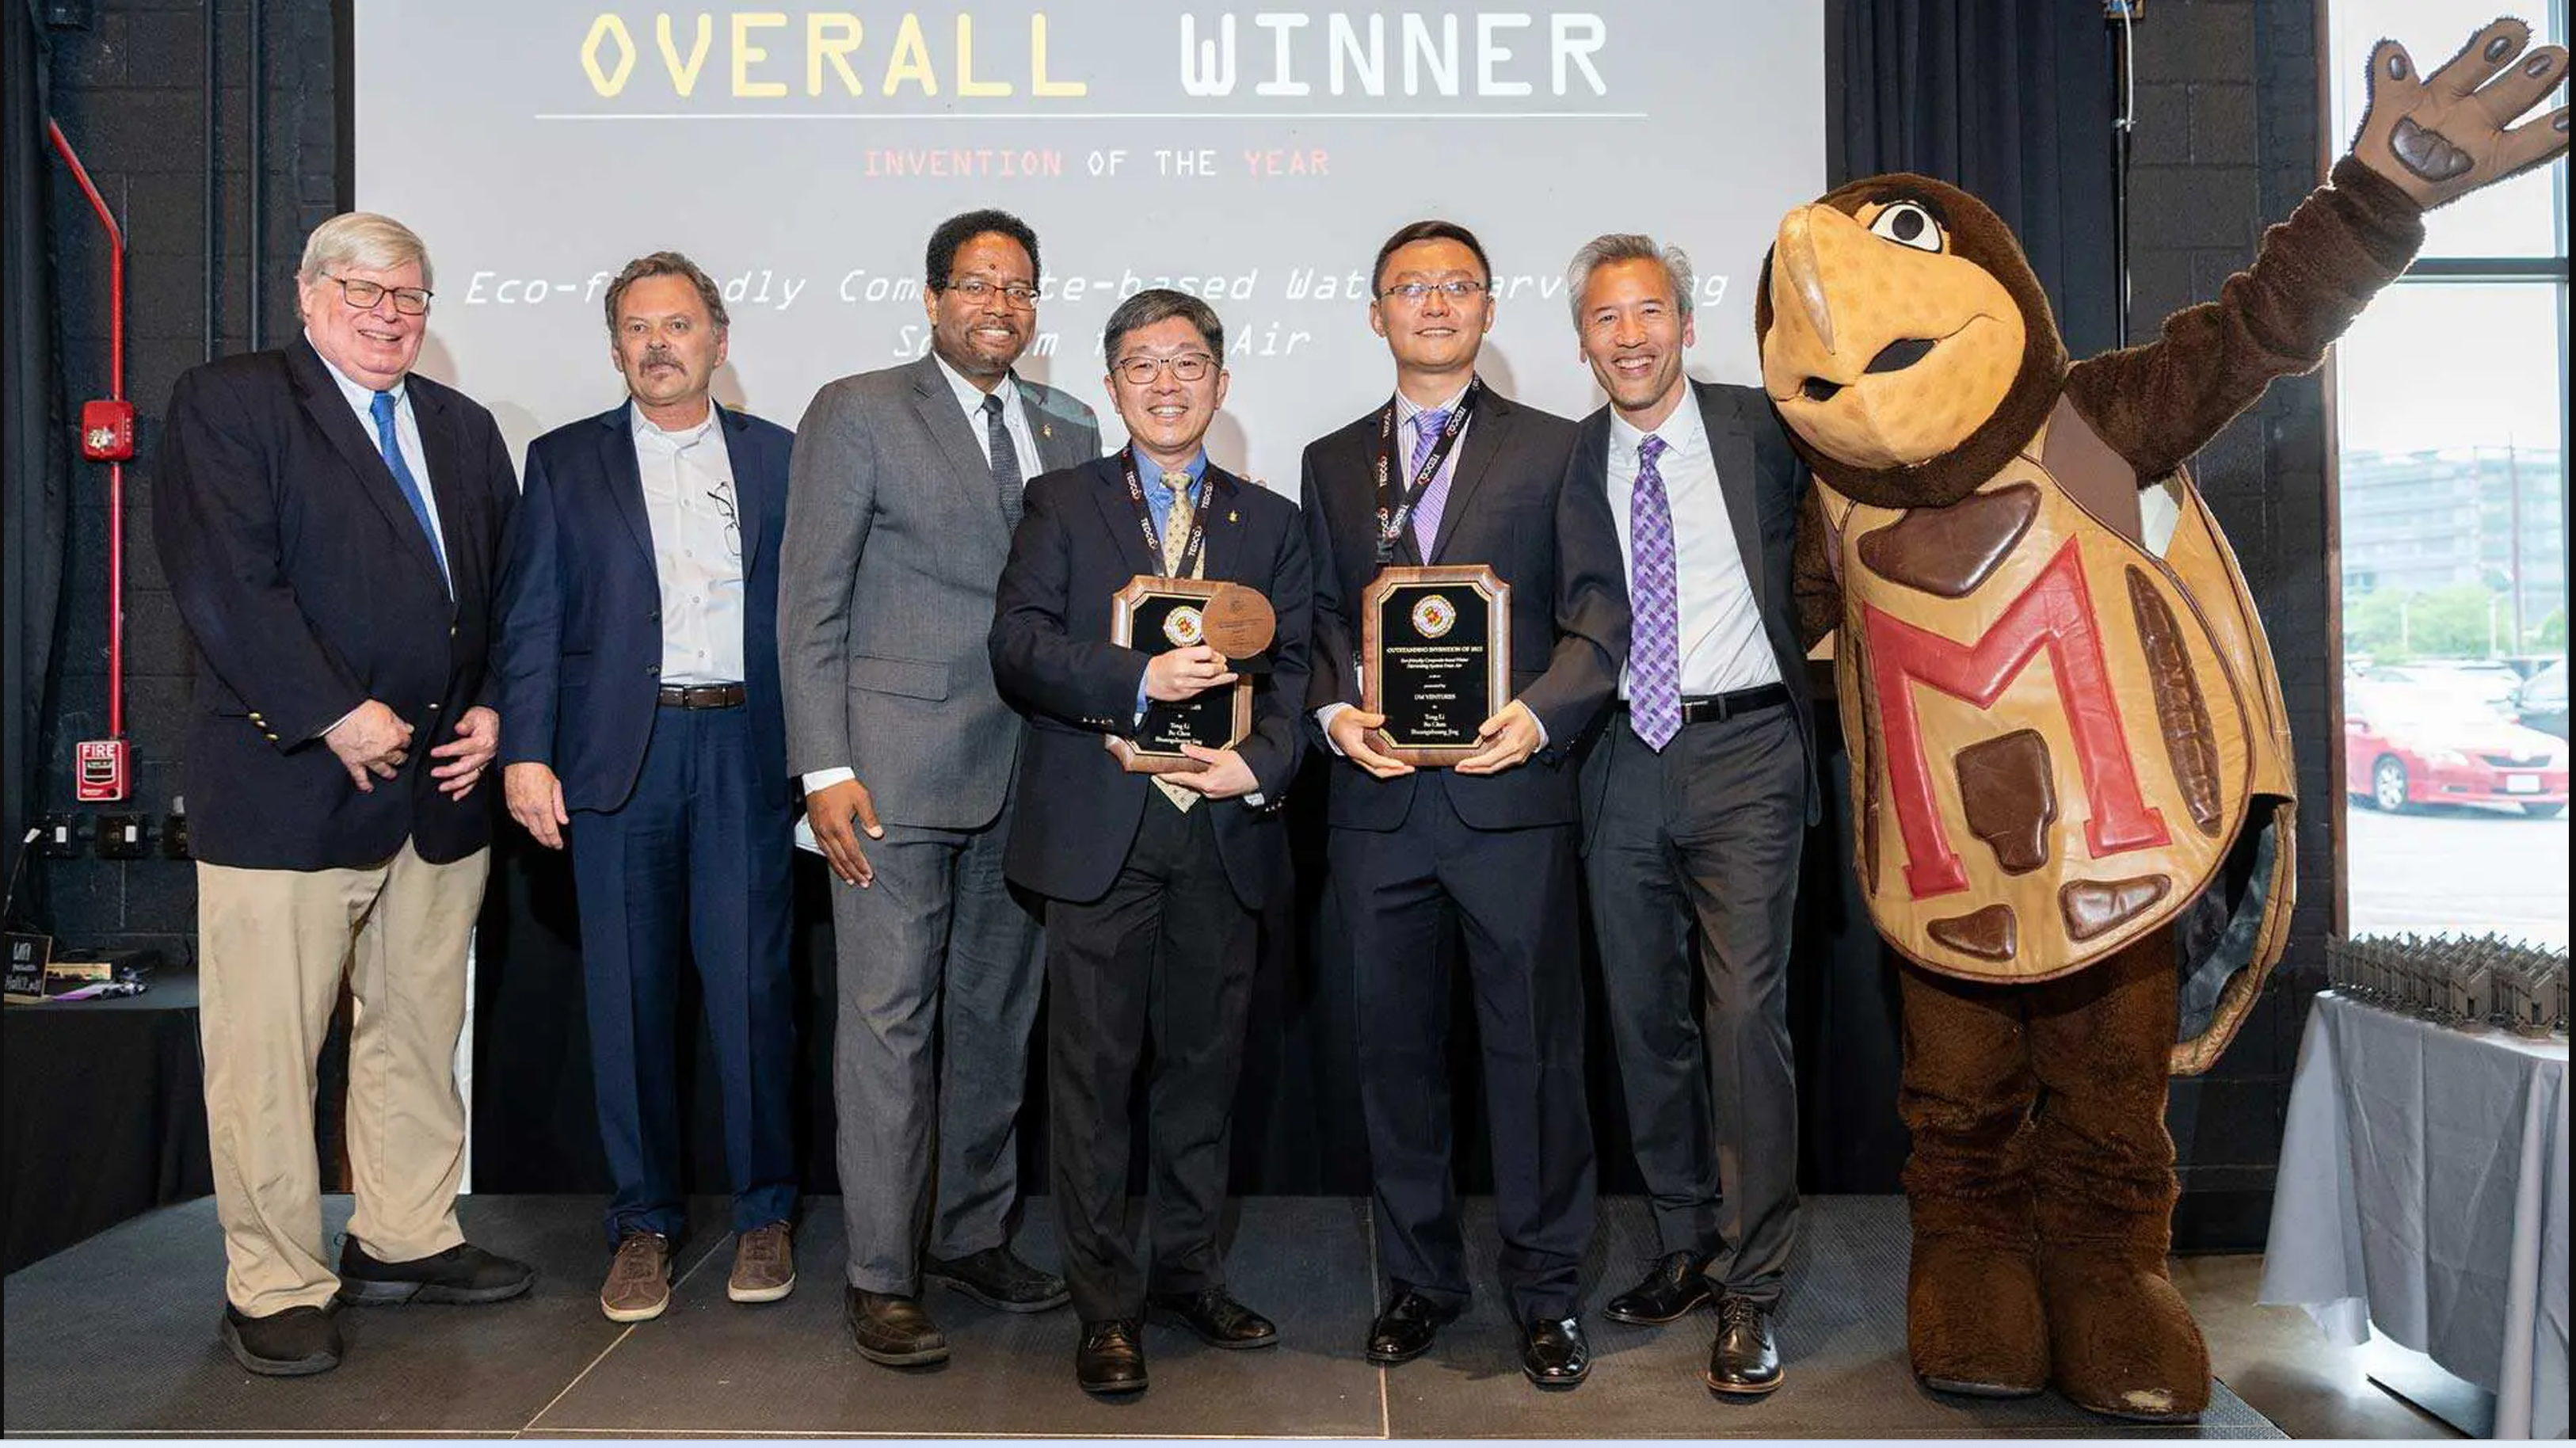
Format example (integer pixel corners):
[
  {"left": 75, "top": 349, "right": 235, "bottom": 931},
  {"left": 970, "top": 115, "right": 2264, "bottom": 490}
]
[{"left": 982, "top": 391, "right": 1023, "bottom": 524}]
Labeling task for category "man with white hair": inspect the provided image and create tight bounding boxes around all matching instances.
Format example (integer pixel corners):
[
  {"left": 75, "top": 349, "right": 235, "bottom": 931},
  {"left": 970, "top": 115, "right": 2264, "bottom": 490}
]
[
  {"left": 1561, "top": 232, "right": 1817, "bottom": 1397},
  {"left": 156, "top": 211, "right": 532, "bottom": 1377}
]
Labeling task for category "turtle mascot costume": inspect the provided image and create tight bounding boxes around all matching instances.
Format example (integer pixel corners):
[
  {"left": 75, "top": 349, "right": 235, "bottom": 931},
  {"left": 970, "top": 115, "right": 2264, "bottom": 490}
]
[{"left": 1757, "top": 17, "right": 2567, "bottom": 1423}]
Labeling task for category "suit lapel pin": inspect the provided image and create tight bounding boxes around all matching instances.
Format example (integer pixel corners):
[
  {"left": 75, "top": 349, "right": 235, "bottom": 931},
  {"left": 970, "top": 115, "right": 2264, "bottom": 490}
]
[{"left": 1228, "top": 509, "right": 1239, "bottom": 524}]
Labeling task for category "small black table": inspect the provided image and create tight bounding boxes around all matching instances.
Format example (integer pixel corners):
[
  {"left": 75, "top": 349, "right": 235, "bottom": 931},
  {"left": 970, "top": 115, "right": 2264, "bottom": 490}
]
[{"left": 2, "top": 974, "right": 213, "bottom": 1271}]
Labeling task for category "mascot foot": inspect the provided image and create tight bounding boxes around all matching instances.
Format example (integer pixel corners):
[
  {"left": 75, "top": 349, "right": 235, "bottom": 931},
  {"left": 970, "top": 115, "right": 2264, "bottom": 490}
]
[
  {"left": 2037, "top": 1244, "right": 2209, "bottom": 1422},
  {"left": 1907, "top": 1234, "right": 2048, "bottom": 1398}
]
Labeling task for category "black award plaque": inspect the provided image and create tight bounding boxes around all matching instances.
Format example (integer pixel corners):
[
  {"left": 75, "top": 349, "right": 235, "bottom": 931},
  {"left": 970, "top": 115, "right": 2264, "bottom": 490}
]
[
  {"left": 1109, "top": 576, "right": 1254, "bottom": 775},
  {"left": 1361, "top": 565, "right": 1511, "bottom": 767}
]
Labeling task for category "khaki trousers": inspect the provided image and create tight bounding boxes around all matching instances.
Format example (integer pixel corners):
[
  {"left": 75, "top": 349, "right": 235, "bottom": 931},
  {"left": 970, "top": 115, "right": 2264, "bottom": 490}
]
[{"left": 197, "top": 840, "right": 489, "bottom": 1315}]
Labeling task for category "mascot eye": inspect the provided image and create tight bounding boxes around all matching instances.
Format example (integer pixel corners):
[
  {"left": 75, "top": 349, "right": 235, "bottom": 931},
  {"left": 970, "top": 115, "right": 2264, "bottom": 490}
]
[{"left": 1869, "top": 202, "right": 1944, "bottom": 253}]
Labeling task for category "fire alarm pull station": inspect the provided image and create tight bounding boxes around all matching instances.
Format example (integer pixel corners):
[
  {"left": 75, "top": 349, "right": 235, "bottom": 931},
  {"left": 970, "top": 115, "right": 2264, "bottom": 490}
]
[{"left": 75, "top": 737, "right": 128, "bottom": 802}]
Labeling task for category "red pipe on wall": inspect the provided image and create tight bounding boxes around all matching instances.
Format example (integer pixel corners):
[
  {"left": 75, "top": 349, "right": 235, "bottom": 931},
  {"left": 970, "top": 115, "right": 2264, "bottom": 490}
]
[{"left": 48, "top": 118, "right": 124, "bottom": 742}]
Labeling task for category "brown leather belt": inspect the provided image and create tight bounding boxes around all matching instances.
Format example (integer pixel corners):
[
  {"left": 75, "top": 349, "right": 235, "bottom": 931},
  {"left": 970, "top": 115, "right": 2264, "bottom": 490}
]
[
  {"left": 1620, "top": 682, "right": 1792, "bottom": 726},
  {"left": 657, "top": 683, "right": 746, "bottom": 709}
]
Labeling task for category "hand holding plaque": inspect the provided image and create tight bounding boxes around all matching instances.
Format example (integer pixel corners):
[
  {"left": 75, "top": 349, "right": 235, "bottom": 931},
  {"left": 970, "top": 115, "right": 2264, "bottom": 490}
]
[
  {"left": 1360, "top": 566, "right": 1511, "bottom": 767},
  {"left": 1110, "top": 576, "right": 1259, "bottom": 775}
]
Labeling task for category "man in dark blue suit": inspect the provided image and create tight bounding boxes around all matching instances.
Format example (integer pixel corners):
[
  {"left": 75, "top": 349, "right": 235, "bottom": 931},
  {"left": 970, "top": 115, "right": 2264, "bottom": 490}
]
[
  {"left": 1302, "top": 221, "right": 1627, "bottom": 1389},
  {"left": 989, "top": 290, "right": 1310, "bottom": 1396},
  {"left": 158, "top": 212, "right": 533, "bottom": 1378},
  {"left": 494, "top": 253, "right": 798, "bottom": 1324}
]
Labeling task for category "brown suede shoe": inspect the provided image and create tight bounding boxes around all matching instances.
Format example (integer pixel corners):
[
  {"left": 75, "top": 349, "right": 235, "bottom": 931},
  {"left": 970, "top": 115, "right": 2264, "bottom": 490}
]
[
  {"left": 600, "top": 1232, "right": 671, "bottom": 1322},
  {"left": 729, "top": 1221, "right": 796, "bottom": 1304}
]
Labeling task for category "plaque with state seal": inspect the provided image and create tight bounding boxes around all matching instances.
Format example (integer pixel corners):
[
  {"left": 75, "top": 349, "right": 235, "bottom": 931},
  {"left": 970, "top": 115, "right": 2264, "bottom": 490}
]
[
  {"left": 1362, "top": 565, "right": 1510, "bottom": 766},
  {"left": 1107, "top": 576, "right": 1271, "bottom": 775}
]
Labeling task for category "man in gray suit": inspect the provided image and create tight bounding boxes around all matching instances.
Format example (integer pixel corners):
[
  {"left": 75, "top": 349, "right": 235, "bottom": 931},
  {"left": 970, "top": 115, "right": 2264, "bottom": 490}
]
[{"left": 780, "top": 208, "right": 1100, "bottom": 1368}]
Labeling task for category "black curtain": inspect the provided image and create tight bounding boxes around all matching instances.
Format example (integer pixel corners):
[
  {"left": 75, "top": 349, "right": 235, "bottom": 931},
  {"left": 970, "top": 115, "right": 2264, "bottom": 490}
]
[
  {"left": 3, "top": 0, "right": 69, "bottom": 882},
  {"left": 1831, "top": 0, "right": 2123, "bottom": 360}
]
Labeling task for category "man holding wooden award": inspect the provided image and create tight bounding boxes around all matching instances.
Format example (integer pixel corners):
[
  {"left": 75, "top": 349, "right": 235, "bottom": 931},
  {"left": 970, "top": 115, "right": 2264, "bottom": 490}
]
[
  {"left": 989, "top": 288, "right": 1312, "bottom": 1397},
  {"left": 1298, "top": 220, "right": 1629, "bottom": 1389}
]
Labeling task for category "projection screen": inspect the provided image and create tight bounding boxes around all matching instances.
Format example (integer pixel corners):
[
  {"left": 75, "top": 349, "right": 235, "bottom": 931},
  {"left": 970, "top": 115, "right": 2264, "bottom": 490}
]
[{"left": 355, "top": 2, "right": 1823, "bottom": 485}]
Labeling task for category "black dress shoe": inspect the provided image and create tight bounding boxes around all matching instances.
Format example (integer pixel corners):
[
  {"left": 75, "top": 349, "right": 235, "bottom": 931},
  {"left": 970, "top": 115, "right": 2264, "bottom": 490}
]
[
  {"left": 1704, "top": 1295, "right": 1784, "bottom": 1396},
  {"left": 1522, "top": 1315, "right": 1591, "bottom": 1389},
  {"left": 924, "top": 1246, "right": 1071, "bottom": 1313},
  {"left": 1605, "top": 1251, "right": 1713, "bottom": 1325},
  {"left": 1077, "top": 1318, "right": 1149, "bottom": 1395},
  {"left": 845, "top": 1287, "right": 951, "bottom": 1367},
  {"left": 1366, "top": 1288, "right": 1462, "bottom": 1364},
  {"left": 335, "top": 1238, "right": 535, "bottom": 1305},
  {"left": 220, "top": 1303, "right": 341, "bottom": 1377},
  {"left": 1148, "top": 1286, "right": 1279, "bottom": 1349}
]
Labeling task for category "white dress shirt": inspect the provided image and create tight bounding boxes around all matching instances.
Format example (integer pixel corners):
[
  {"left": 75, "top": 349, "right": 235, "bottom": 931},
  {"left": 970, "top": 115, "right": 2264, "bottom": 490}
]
[
  {"left": 1607, "top": 394, "right": 1781, "bottom": 699},
  {"left": 934, "top": 351, "right": 1042, "bottom": 480},
  {"left": 632, "top": 403, "right": 745, "bottom": 687},
  {"left": 800, "top": 356, "right": 1043, "bottom": 798}
]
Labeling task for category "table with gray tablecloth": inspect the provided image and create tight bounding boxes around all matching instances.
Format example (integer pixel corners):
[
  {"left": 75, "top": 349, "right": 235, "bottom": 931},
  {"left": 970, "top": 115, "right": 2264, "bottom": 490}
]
[{"left": 2260, "top": 989, "right": 2568, "bottom": 1438}]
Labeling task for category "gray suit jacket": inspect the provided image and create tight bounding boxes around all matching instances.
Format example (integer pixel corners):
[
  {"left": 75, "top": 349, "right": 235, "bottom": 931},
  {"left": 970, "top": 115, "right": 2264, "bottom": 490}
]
[{"left": 780, "top": 354, "right": 1099, "bottom": 830}]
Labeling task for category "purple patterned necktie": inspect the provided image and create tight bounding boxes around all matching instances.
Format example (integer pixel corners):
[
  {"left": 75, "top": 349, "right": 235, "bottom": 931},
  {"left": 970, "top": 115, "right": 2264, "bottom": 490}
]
[
  {"left": 1405, "top": 407, "right": 1453, "bottom": 557},
  {"left": 1629, "top": 433, "right": 1682, "bottom": 750}
]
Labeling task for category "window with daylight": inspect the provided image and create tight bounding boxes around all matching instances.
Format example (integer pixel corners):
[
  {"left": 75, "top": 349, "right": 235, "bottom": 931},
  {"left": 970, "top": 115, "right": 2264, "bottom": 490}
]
[{"left": 2329, "top": 0, "right": 2570, "bottom": 947}]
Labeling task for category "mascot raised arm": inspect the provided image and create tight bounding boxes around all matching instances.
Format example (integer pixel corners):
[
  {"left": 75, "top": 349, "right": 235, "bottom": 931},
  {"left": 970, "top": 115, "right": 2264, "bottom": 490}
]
[{"left": 1757, "top": 17, "right": 2566, "bottom": 1423}]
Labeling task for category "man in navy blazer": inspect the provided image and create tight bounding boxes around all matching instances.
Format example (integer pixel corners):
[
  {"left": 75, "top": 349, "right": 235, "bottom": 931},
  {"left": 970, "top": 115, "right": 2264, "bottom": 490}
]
[
  {"left": 495, "top": 253, "right": 798, "bottom": 1324},
  {"left": 989, "top": 290, "right": 1310, "bottom": 1396},
  {"left": 157, "top": 212, "right": 533, "bottom": 1378}
]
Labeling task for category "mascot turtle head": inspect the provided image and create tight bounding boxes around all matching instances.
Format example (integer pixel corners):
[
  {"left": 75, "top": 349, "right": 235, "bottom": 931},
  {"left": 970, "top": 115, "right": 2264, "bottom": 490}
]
[{"left": 1756, "top": 174, "right": 2066, "bottom": 509}]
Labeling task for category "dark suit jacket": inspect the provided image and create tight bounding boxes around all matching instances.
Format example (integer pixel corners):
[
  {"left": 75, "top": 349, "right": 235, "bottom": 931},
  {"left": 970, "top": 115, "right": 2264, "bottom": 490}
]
[
  {"left": 154, "top": 336, "right": 518, "bottom": 870},
  {"left": 493, "top": 401, "right": 795, "bottom": 815},
  {"left": 991, "top": 455, "right": 1312, "bottom": 908},
  {"left": 1570, "top": 379, "right": 1821, "bottom": 833},
  {"left": 1301, "top": 387, "right": 1626, "bottom": 833}
]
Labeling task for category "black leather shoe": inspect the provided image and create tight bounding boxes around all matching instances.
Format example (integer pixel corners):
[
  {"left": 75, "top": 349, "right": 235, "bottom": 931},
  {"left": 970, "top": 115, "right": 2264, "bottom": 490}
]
[
  {"left": 1704, "top": 1295, "right": 1784, "bottom": 1396},
  {"left": 1522, "top": 1315, "right": 1591, "bottom": 1389},
  {"left": 1148, "top": 1286, "right": 1279, "bottom": 1349},
  {"left": 1605, "top": 1251, "right": 1713, "bottom": 1325},
  {"left": 924, "top": 1246, "right": 1071, "bottom": 1313},
  {"left": 1366, "top": 1288, "right": 1462, "bottom": 1364},
  {"left": 335, "top": 1238, "right": 535, "bottom": 1305},
  {"left": 220, "top": 1303, "right": 341, "bottom": 1376},
  {"left": 1076, "top": 1318, "right": 1149, "bottom": 1395},
  {"left": 846, "top": 1287, "right": 951, "bottom": 1367}
]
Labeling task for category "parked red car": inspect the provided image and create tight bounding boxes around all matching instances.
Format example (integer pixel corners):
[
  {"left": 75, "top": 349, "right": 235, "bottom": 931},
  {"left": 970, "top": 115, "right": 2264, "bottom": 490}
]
[{"left": 2345, "top": 682, "right": 2569, "bottom": 817}]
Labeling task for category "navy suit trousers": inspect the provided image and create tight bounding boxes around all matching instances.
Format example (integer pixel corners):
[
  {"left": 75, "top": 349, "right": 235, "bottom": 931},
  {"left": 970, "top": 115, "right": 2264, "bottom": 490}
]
[{"left": 569, "top": 703, "right": 797, "bottom": 1243}]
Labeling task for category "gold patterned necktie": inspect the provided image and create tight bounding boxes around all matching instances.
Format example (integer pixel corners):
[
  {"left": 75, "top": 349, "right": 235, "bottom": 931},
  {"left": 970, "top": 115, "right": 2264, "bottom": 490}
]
[
  {"left": 1160, "top": 471, "right": 1198, "bottom": 577},
  {"left": 1156, "top": 469, "right": 1207, "bottom": 814}
]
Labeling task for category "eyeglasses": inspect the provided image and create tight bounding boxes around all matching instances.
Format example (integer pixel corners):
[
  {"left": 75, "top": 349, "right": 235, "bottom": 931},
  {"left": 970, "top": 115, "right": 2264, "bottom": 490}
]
[
  {"left": 1113, "top": 353, "right": 1217, "bottom": 386},
  {"left": 705, "top": 477, "right": 741, "bottom": 559},
  {"left": 322, "top": 273, "right": 433, "bottom": 316},
  {"left": 1379, "top": 279, "right": 1488, "bottom": 305},
  {"left": 943, "top": 276, "right": 1041, "bottom": 308}
]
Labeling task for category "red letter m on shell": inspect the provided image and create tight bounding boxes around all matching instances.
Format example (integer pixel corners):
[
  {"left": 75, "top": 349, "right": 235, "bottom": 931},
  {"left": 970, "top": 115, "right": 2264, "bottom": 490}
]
[{"left": 1862, "top": 538, "right": 2170, "bottom": 899}]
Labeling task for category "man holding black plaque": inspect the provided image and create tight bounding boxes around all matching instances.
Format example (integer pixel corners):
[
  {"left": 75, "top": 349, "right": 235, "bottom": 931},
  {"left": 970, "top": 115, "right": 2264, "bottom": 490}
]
[
  {"left": 991, "top": 289, "right": 1310, "bottom": 1397},
  {"left": 1300, "top": 220, "right": 1627, "bottom": 1389},
  {"left": 1563, "top": 234, "right": 1817, "bottom": 1397}
]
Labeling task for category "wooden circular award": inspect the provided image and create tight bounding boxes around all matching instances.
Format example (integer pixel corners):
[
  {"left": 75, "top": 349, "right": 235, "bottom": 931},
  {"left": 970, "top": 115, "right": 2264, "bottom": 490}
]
[{"left": 1202, "top": 582, "right": 1276, "bottom": 659}]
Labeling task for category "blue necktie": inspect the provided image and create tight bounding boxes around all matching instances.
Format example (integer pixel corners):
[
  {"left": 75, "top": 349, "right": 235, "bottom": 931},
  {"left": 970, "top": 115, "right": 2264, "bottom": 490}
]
[{"left": 369, "top": 390, "right": 450, "bottom": 593}]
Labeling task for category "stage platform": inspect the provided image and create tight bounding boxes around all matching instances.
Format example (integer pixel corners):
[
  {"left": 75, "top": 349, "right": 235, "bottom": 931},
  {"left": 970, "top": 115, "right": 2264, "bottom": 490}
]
[{"left": 3, "top": 1194, "right": 2280, "bottom": 1438}]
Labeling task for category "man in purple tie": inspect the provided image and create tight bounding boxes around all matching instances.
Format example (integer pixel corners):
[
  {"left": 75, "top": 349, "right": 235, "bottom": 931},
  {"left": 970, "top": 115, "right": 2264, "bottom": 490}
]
[
  {"left": 1563, "top": 234, "right": 1819, "bottom": 1398},
  {"left": 1300, "top": 219, "right": 1628, "bottom": 1389}
]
